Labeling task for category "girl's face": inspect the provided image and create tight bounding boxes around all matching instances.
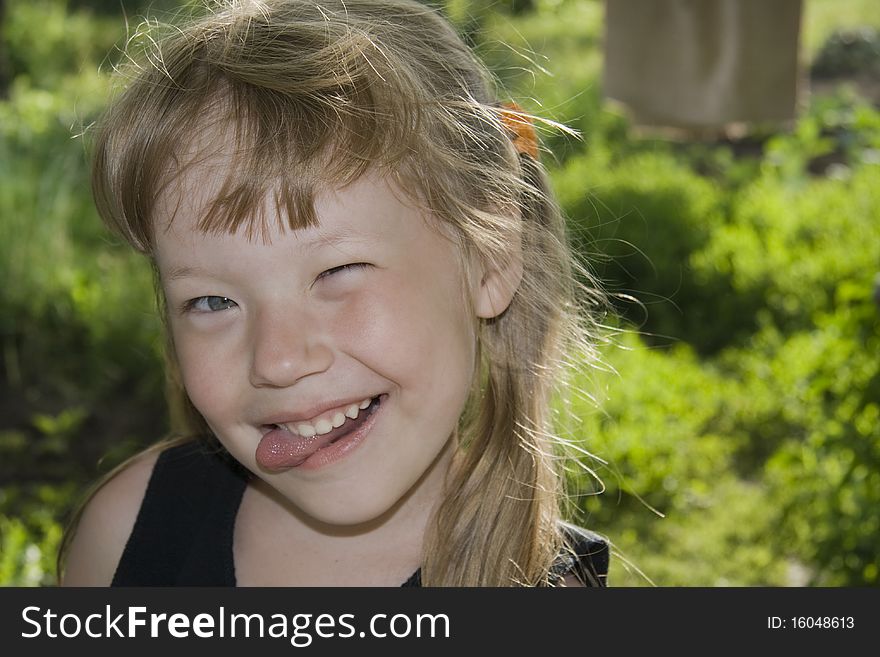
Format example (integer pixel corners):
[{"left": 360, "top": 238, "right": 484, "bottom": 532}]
[{"left": 154, "top": 164, "right": 482, "bottom": 527}]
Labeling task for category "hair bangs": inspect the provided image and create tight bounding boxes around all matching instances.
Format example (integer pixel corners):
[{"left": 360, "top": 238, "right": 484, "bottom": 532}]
[
  {"left": 185, "top": 80, "right": 416, "bottom": 244},
  {"left": 97, "top": 3, "right": 425, "bottom": 251}
]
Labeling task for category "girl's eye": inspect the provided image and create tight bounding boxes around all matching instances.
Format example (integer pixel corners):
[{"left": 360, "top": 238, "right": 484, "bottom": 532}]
[
  {"left": 317, "top": 262, "right": 370, "bottom": 281},
  {"left": 185, "top": 296, "right": 238, "bottom": 313}
]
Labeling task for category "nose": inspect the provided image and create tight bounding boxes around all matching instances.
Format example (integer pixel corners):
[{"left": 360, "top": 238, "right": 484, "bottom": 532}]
[{"left": 249, "top": 305, "right": 333, "bottom": 388}]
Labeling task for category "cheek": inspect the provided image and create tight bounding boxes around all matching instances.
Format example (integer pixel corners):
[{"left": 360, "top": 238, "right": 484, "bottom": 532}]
[
  {"left": 335, "top": 272, "right": 476, "bottom": 399},
  {"left": 169, "top": 325, "right": 238, "bottom": 419}
]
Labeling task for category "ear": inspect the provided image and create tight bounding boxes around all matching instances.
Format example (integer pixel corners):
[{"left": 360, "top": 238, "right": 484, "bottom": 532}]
[{"left": 473, "top": 237, "right": 524, "bottom": 319}]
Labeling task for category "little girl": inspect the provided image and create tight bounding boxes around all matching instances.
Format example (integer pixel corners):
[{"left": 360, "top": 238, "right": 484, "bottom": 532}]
[{"left": 60, "top": 0, "right": 609, "bottom": 587}]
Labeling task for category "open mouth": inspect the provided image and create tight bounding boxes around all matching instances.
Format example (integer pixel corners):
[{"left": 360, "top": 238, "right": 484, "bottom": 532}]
[
  {"left": 268, "top": 395, "right": 383, "bottom": 445},
  {"left": 255, "top": 394, "right": 386, "bottom": 472}
]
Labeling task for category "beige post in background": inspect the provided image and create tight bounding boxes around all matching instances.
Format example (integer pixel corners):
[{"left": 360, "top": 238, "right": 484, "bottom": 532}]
[{"left": 603, "top": 0, "right": 804, "bottom": 135}]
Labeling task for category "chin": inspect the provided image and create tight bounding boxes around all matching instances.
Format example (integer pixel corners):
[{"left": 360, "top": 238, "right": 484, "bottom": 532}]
[{"left": 295, "top": 488, "right": 407, "bottom": 527}]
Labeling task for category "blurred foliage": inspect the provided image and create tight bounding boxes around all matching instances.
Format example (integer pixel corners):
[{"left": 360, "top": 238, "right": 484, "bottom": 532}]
[
  {"left": 802, "top": 0, "right": 880, "bottom": 59},
  {"left": 1, "top": 0, "right": 879, "bottom": 587},
  {"left": 732, "top": 286, "right": 880, "bottom": 585},
  {"left": 0, "top": 484, "right": 74, "bottom": 586},
  {"left": 812, "top": 27, "right": 880, "bottom": 78},
  {"left": 560, "top": 333, "right": 791, "bottom": 586},
  {"left": 2, "top": 0, "right": 118, "bottom": 86},
  {"left": 556, "top": 150, "right": 735, "bottom": 351},
  {"left": 1, "top": 0, "right": 166, "bottom": 587}
]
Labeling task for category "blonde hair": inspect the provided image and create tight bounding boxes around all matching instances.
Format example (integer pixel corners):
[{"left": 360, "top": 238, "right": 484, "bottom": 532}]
[{"left": 79, "top": 0, "right": 605, "bottom": 586}]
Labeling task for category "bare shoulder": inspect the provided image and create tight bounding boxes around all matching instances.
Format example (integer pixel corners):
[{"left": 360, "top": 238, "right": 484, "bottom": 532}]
[{"left": 61, "top": 449, "right": 160, "bottom": 586}]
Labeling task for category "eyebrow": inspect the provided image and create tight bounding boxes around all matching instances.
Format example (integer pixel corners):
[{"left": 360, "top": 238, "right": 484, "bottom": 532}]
[
  {"left": 165, "top": 265, "right": 208, "bottom": 282},
  {"left": 305, "top": 232, "right": 365, "bottom": 250},
  {"left": 163, "top": 232, "right": 372, "bottom": 282}
]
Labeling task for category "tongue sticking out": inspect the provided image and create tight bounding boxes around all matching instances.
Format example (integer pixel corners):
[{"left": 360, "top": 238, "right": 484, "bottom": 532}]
[
  {"left": 255, "top": 430, "right": 329, "bottom": 471},
  {"left": 255, "top": 401, "right": 376, "bottom": 471}
]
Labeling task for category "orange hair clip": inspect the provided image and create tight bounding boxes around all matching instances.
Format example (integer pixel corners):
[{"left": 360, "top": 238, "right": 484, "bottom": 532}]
[{"left": 499, "top": 102, "right": 539, "bottom": 160}]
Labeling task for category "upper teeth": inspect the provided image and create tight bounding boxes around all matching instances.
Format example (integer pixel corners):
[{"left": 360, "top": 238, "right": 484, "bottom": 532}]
[{"left": 277, "top": 397, "right": 374, "bottom": 437}]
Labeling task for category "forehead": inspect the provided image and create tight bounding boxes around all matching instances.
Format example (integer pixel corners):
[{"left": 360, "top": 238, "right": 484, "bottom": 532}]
[
  {"left": 154, "top": 152, "right": 461, "bottom": 260},
  {"left": 151, "top": 111, "right": 453, "bottom": 241}
]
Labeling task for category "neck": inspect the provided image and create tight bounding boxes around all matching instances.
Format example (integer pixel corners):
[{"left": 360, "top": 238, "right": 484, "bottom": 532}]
[{"left": 239, "top": 436, "right": 456, "bottom": 585}]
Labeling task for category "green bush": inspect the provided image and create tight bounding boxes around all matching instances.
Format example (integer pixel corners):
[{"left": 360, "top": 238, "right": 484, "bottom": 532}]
[
  {"left": 2, "top": 0, "right": 120, "bottom": 88},
  {"left": 562, "top": 274, "right": 879, "bottom": 587},
  {"left": 725, "top": 282, "right": 880, "bottom": 586},
  {"left": 761, "top": 90, "right": 880, "bottom": 179},
  {"left": 560, "top": 333, "right": 789, "bottom": 586},
  {"left": 0, "top": 1, "right": 167, "bottom": 590},
  {"left": 0, "top": 483, "right": 76, "bottom": 586},
  {"left": 0, "top": 69, "right": 164, "bottom": 402},
  {"left": 812, "top": 27, "right": 880, "bottom": 78},
  {"left": 556, "top": 151, "right": 739, "bottom": 351},
  {"left": 692, "top": 163, "right": 880, "bottom": 337}
]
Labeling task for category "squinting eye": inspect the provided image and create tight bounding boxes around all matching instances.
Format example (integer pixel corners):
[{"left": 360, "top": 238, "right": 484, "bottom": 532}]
[
  {"left": 185, "top": 296, "right": 238, "bottom": 313},
  {"left": 317, "top": 262, "right": 370, "bottom": 280}
]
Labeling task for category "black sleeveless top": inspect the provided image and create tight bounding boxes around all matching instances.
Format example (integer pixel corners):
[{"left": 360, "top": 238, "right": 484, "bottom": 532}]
[{"left": 112, "top": 442, "right": 609, "bottom": 587}]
